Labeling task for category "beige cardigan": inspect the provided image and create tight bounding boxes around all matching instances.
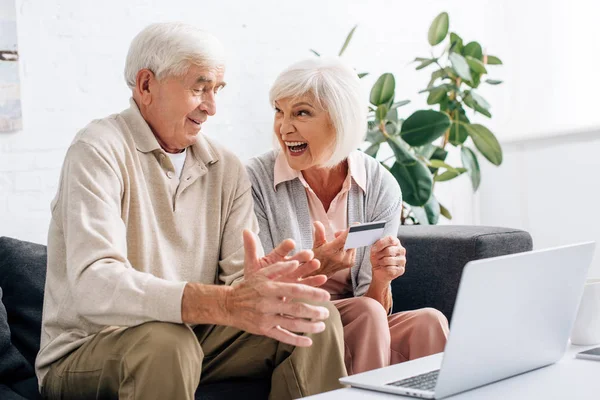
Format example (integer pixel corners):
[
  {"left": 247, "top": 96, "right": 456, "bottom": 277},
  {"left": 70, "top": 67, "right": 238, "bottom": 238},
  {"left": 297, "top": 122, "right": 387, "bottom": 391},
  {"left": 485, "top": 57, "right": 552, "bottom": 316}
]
[{"left": 35, "top": 99, "right": 257, "bottom": 386}]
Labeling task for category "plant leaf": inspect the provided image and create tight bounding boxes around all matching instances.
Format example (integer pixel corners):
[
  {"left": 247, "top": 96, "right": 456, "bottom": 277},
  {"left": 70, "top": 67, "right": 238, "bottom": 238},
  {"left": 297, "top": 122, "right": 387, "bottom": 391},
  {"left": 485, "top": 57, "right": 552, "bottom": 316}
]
[
  {"left": 424, "top": 195, "right": 440, "bottom": 224},
  {"left": 427, "top": 86, "right": 447, "bottom": 105},
  {"left": 449, "top": 32, "right": 463, "bottom": 53},
  {"left": 486, "top": 55, "right": 503, "bottom": 65},
  {"left": 386, "top": 136, "right": 417, "bottom": 165},
  {"left": 430, "top": 146, "right": 448, "bottom": 161},
  {"left": 385, "top": 120, "right": 399, "bottom": 135},
  {"left": 358, "top": 72, "right": 369, "bottom": 79},
  {"left": 339, "top": 25, "right": 357, "bottom": 56},
  {"left": 386, "top": 106, "right": 398, "bottom": 122},
  {"left": 463, "top": 91, "right": 492, "bottom": 117},
  {"left": 370, "top": 73, "right": 395, "bottom": 106},
  {"left": 427, "top": 67, "right": 453, "bottom": 88},
  {"left": 410, "top": 206, "right": 429, "bottom": 225},
  {"left": 435, "top": 170, "right": 465, "bottom": 182},
  {"left": 465, "top": 124, "right": 503, "bottom": 165},
  {"left": 463, "top": 41, "right": 483, "bottom": 60},
  {"left": 391, "top": 100, "right": 411, "bottom": 109},
  {"left": 416, "top": 58, "right": 436, "bottom": 70},
  {"left": 449, "top": 120, "right": 469, "bottom": 145},
  {"left": 390, "top": 161, "right": 433, "bottom": 206},
  {"left": 428, "top": 12, "right": 450, "bottom": 46},
  {"left": 366, "top": 128, "right": 386, "bottom": 144},
  {"left": 428, "top": 159, "right": 457, "bottom": 171},
  {"left": 415, "top": 144, "right": 437, "bottom": 159},
  {"left": 460, "top": 146, "right": 481, "bottom": 191},
  {"left": 469, "top": 91, "right": 491, "bottom": 110},
  {"left": 400, "top": 110, "right": 451, "bottom": 146},
  {"left": 439, "top": 202, "right": 452, "bottom": 219},
  {"left": 449, "top": 53, "right": 472, "bottom": 82},
  {"left": 364, "top": 143, "right": 380, "bottom": 158},
  {"left": 376, "top": 104, "right": 389, "bottom": 122},
  {"left": 485, "top": 79, "right": 503, "bottom": 85},
  {"left": 466, "top": 56, "right": 487, "bottom": 74}
]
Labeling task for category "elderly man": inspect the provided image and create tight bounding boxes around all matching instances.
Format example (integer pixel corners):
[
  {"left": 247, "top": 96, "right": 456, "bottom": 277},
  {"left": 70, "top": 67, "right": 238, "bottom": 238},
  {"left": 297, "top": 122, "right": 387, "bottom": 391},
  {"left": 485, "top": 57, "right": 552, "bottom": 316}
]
[{"left": 35, "top": 23, "right": 346, "bottom": 400}]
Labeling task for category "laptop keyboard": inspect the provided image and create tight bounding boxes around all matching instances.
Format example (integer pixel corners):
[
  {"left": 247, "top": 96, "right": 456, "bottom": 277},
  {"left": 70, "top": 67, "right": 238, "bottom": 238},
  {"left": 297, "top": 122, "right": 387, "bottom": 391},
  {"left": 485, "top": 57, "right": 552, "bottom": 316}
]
[{"left": 387, "top": 369, "right": 440, "bottom": 391}]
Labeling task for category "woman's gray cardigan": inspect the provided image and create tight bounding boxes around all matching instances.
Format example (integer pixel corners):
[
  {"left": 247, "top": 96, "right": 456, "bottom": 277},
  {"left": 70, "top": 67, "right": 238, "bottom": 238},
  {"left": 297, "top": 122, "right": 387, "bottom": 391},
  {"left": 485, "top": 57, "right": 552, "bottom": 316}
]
[{"left": 246, "top": 150, "right": 402, "bottom": 297}]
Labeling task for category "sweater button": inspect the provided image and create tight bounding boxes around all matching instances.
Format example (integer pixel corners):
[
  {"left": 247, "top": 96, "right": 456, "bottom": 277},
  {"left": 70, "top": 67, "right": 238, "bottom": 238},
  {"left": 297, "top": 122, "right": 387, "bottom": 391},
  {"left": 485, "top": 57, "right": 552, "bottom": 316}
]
[{"left": 167, "top": 171, "right": 173, "bottom": 179}]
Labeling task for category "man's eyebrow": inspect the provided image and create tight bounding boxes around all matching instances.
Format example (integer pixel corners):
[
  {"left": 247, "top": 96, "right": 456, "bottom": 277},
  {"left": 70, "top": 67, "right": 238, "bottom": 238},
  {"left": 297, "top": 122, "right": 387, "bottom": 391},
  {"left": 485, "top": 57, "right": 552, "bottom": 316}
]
[{"left": 195, "top": 76, "right": 227, "bottom": 88}]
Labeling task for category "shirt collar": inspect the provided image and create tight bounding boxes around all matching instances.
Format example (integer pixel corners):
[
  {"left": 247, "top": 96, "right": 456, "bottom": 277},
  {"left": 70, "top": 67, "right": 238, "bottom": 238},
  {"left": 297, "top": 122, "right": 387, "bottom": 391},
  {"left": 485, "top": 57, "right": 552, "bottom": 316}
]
[
  {"left": 273, "top": 150, "right": 367, "bottom": 192},
  {"left": 120, "top": 98, "right": 218, "bottom": 166}
]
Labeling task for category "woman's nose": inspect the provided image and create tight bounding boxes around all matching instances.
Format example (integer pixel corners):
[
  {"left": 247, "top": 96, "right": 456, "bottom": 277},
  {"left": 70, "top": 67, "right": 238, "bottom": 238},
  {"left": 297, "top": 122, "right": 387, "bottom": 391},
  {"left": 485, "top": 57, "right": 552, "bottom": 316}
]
[{"left": 278, "top": 116, "right": 295, "bottom": 136}]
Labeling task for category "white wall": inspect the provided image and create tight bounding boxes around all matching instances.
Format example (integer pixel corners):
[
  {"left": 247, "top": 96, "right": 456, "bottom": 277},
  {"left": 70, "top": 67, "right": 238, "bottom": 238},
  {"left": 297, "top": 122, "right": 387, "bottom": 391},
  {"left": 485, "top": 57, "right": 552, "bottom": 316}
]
[
  {"left": 2, "top": 0, "right": 600, "bottom": 250},
  {"left": 476, "top": 1, "right": 600, "bottom": 278},
  {"left": 479, "top": 129, "right": 600, "bottom": 278},
  {"left": 0, "top": 0, "right": 501, "bottom": 243}
]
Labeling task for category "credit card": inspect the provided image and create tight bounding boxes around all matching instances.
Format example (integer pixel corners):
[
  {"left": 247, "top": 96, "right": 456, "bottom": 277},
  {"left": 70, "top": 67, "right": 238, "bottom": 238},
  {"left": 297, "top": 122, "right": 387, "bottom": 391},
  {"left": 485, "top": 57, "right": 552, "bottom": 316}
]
[{"left": 343, "top": 221, "right": 387, "bottom": 250}]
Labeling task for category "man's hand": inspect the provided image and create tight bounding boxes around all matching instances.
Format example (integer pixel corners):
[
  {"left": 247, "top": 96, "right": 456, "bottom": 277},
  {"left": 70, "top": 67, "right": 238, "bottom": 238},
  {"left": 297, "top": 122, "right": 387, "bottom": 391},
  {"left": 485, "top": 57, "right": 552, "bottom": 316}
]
[
  {"left": 311, "top": 221, "right": 356, "bottom": 278},
  {"left": 369, "top": 236, "right": 406, "bottom": 284},
  {"left": 181, "top": 230, "right": 333, "bottom": 347},
  {"left": 224, "top": 260, "right": 332, "bottom": 347}
]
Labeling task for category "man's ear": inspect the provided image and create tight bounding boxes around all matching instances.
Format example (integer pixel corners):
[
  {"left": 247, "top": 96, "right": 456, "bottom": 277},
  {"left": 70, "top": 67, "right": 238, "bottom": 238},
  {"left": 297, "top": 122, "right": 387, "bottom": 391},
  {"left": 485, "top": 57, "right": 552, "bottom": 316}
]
[{"left": 134, "top": 69, "right": 156, "bottom": 105}]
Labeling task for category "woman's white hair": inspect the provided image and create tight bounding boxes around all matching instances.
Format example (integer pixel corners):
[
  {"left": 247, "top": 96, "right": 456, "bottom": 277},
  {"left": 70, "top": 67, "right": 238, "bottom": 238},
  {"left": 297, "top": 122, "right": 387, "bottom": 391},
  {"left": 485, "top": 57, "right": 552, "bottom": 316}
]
[
  {"left": 269, "top": 57, "right": 368, "bottom": 168},
  {"left": 124, "top": 22, "right": 226, "bottom": 88}
]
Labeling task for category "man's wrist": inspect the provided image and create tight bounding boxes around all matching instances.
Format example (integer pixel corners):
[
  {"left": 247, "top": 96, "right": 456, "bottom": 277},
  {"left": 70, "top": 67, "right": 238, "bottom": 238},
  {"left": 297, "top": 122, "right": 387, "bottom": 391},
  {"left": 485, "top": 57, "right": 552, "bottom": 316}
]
[{"left": 181, "top": 283, "right": 233, "bottom": 325}]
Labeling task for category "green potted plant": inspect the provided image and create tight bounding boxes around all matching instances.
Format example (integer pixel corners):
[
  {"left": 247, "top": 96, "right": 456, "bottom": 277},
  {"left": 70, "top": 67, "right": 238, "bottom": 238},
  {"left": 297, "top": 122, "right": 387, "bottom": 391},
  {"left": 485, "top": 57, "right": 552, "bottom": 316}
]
[{"left": 314, "top": 12, "right": 504, "bottom": 224}]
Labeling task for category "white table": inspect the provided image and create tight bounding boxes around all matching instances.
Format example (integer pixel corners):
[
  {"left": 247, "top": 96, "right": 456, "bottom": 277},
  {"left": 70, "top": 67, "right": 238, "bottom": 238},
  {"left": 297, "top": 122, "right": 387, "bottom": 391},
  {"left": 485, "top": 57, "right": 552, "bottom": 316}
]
[{"left": 305, "top": 344, "right": 600, "bottom": 399}]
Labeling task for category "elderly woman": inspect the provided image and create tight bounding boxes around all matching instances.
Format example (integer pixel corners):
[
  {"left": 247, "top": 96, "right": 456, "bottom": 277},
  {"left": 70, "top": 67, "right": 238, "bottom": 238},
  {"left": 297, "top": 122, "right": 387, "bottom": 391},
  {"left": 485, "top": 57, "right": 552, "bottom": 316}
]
[{"left": 247, "top": 57, "right": 449, "bottom": 375}]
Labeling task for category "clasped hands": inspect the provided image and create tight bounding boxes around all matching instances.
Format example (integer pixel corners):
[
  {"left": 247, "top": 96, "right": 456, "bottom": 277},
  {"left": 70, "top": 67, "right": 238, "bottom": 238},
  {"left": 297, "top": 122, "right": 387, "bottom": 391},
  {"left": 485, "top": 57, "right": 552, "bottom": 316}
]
[{"left": 183, "top": 223, "right": 406, "bottom": 348}]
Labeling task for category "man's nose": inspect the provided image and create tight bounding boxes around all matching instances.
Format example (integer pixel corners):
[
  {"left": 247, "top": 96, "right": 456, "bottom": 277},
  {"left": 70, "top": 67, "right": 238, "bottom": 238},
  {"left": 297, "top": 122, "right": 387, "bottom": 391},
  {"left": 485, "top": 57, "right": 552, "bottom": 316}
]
[{"left": 198, "top": 93, "right": 217, "bottom": 116}]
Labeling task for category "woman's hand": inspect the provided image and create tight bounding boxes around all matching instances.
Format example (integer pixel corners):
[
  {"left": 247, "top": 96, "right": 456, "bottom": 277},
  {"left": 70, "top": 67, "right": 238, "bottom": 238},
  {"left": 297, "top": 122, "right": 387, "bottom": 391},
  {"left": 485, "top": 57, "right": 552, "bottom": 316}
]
[
  {"left": 311, "top": 221, "right": 356, "bottom": 278},
  {"left": 243, "top": 230, "right": 327, "bottom": 288},
  {"left": 369, "top": 236, "right": 406, "bottom": 284}
]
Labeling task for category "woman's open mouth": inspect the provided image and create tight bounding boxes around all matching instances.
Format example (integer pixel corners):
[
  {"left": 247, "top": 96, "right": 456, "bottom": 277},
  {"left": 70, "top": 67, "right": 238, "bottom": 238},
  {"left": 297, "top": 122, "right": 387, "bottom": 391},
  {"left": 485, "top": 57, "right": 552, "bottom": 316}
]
[{"left": 285, "top": 141, "right": 308, "bottom": 156}]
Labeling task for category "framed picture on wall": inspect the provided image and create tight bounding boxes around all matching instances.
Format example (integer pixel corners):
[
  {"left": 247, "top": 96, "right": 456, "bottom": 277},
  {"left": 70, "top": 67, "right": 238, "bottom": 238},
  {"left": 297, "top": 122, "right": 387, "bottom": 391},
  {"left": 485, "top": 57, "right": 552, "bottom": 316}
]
[{"left": 0, "top": 0, "right": 21, "bottom": 133}]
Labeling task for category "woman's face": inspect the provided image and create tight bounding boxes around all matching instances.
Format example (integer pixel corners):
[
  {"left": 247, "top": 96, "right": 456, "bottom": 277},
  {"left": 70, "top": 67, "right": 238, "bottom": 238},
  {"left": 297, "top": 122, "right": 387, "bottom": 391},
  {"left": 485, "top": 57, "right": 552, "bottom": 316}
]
[{"left": 273, "top": 94, "right": 336, "bottom": 171}]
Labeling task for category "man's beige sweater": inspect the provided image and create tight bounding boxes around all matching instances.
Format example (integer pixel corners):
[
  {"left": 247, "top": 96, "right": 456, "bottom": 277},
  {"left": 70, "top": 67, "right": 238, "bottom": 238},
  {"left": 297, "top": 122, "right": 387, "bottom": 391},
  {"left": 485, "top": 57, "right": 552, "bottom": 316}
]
[{"left": 35, "top": 99, "right": 257, "bottom": 387}]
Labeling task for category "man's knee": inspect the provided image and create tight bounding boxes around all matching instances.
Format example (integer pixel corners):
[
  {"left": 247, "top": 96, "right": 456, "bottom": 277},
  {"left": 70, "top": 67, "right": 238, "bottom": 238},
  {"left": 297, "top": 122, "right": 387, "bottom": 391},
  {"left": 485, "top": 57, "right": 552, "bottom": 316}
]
[
  {"left": 320, "top": 301, "right": 343, "bottom": 333},
  {"left": 128, "top": 321, "right": 203, "bottom": 367}
]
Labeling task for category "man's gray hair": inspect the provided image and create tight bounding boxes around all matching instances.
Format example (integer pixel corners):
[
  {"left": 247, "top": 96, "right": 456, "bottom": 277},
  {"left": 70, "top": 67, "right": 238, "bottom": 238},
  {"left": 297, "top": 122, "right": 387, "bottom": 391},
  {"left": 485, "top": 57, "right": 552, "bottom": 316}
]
[
  {"left": 269, "top": 57, "right": 368, "bottom": 168},
  {"left": 124, "top": 22, "right": 226, "bottom": 89}
]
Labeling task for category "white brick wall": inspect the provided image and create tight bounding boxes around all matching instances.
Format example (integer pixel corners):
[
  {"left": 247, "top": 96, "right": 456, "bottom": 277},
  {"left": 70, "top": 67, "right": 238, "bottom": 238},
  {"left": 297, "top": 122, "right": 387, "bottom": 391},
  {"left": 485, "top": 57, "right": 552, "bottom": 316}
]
[{"left": 4, "top": 0, "right": 596, "bottom": 244}]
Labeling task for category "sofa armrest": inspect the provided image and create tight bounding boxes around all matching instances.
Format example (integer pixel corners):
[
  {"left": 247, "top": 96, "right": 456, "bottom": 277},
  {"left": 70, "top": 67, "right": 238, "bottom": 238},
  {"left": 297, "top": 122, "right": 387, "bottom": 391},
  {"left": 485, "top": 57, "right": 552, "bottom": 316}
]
[{"left": 391, "top": 225, "right": 533, "bottom": 321}]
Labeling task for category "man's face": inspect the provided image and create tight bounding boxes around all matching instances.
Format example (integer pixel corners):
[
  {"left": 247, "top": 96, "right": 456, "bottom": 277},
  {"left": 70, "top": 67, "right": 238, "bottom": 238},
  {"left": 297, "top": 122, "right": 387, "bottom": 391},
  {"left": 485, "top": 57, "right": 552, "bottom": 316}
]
[{"left": 143, "top": 64, "right": 226, "bottom": 153}]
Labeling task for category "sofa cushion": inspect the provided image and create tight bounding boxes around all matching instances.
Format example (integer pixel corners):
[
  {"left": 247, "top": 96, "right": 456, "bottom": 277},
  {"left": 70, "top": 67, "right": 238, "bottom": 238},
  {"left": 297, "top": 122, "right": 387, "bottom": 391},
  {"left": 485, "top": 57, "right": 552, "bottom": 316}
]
[
  {"left": 0, "top": 384, "right": 29, "bottom": 400},
  {"left": 393, "top": 225, "right": 533, "bottom": 321},
  {"left": 0, "top": 237, "right": 47, "bottom": 367},
  {"left": 0, "top": 287, "right": 34, "bottom": 383}
]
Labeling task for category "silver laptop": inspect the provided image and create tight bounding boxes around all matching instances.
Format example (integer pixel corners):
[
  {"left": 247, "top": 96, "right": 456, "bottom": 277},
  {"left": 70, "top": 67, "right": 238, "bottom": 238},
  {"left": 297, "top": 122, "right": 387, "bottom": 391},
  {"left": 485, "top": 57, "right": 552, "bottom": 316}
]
[{"left": 340, "top": 242, "right": 595, "bottom": 399}]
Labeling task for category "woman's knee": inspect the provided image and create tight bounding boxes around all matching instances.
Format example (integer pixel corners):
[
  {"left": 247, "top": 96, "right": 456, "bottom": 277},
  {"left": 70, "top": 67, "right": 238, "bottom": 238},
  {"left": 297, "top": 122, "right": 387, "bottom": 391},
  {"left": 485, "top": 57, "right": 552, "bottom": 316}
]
[
  {"left": 412, "top": 308, "right": 449, "bottom": 334},
  {"left": 353, "top": 296, "right": 389, "bottom": 323}
]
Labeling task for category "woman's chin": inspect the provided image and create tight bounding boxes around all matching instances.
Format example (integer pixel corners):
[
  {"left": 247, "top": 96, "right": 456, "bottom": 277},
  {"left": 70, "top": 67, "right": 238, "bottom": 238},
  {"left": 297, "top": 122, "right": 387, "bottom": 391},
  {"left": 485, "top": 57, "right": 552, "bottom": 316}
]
[{"left": 285, "top": 154, "right": 308, "bottom": 171}]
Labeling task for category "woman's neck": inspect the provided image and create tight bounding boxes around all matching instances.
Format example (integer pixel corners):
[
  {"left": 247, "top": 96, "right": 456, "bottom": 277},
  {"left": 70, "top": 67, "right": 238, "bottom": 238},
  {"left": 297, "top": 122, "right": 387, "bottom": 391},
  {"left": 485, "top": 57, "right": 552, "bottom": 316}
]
[{"left": 302, "top": 161, "right": 348, "bottom": 212}]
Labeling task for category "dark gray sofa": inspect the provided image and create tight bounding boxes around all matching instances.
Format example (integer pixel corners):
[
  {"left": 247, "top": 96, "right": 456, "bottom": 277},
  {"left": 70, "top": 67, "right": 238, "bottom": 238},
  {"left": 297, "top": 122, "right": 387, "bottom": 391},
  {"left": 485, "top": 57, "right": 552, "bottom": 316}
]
[{"left": 0, "top": 225, "right": 532, "bottom": 399}]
